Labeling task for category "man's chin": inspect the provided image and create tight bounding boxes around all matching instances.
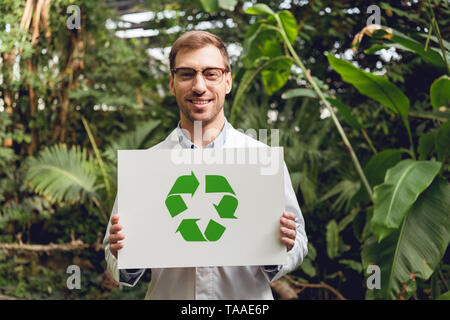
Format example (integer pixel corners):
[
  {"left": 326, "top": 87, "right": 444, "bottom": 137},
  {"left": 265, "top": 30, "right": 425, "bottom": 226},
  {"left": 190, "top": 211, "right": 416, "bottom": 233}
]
[{"left": 187, "top": 111, "right": 216, "bottom": 124}]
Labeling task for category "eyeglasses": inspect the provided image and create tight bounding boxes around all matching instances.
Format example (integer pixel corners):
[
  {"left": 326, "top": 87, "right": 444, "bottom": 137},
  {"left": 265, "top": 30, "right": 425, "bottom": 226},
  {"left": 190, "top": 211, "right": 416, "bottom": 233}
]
[{"left": 172, "top": 67, "right": 227, "bottom": 85}]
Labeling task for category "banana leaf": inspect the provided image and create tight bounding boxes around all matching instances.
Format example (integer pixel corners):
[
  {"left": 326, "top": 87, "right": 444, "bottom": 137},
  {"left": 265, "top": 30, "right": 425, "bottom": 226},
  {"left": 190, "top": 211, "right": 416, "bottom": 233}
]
[
  {"left": 371, "top": 159, "right": 442, "bottom": 242},
  {"left": 363, "top": 178, "right": 450, "bottom": 299},
  {"left": 328, "top": 54, "right": 410, "bottom": 119}
]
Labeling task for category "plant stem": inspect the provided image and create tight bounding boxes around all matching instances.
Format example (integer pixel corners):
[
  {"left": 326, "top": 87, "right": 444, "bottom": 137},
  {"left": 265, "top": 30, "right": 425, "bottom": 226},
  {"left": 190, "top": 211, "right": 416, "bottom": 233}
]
[
  {"left": 427, "top": 0, "right": 450, "bottom": 75},
  {"left": 431, "top": 270, "right": 440, "bottom": 299},
  {"left": 274, "top": 17, "right": 374, "bottom": 202},
  {"left": 403, "top": 118, "right": 416, "bottom": 160},
  {"left": 439, "top": 268, "right": 449, "bottom": 292},
  {"left": 81, "top": 115, "right": 112, "bottom": 206},
  {"left": 92, "top": 195, "right": 108, "bottom": 223},
  {"left": 361, "top": 128, "right": 377, "bottom": 154},
  {"left": 424, "top": 21, "right": 433, "bottom": 52},
  {"left": 408, "top": 112, "right": 447, "bottom": 122}
]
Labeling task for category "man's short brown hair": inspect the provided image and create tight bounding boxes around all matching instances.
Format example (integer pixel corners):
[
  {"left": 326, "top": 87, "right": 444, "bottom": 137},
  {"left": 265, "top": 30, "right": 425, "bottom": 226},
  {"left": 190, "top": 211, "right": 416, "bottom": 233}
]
[{"left": 169, "top": 31, "right": 230, "bottom": 74}]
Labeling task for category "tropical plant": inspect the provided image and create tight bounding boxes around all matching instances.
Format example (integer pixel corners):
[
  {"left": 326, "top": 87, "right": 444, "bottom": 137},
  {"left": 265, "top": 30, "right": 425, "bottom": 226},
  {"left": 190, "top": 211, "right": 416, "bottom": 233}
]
[
  {"left": 233, "top": 2, "right": 449, "bottom": 299},
  {"left": 2, "top": 0, "right": 449, "bottom": 300},
  {"left": 24, "top": 118, "right": 163, "bottom": 222}
]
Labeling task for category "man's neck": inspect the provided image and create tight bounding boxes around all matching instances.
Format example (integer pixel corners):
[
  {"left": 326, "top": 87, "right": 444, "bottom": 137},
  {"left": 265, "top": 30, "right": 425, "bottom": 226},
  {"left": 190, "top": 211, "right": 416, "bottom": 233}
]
[{"left": 180, "top": 116, "right": 225, "bottom": 148}]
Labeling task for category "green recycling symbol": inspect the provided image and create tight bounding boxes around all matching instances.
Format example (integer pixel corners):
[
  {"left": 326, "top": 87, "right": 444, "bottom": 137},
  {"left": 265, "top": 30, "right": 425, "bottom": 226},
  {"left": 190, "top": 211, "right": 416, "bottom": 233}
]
[{"left": 165, "top": 171, "right": 238, "bottom": 242}]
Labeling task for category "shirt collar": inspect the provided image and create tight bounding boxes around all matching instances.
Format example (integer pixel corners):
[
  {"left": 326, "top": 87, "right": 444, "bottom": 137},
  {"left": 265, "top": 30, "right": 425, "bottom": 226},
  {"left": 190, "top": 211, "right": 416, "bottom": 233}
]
[{"left": 176, "top": 119, "right": 229, "bottom": 149}]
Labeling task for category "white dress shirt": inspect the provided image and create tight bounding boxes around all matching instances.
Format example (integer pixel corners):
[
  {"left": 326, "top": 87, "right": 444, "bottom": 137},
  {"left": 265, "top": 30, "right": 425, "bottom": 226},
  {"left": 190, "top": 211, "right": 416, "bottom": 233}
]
[{"left": 103, "top": 119, "right": 308, "bottom": 299}]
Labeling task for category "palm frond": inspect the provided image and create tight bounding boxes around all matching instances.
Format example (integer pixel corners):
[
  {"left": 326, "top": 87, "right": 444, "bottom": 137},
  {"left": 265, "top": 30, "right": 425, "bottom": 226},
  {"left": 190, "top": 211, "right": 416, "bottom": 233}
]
[
  {"left": 320, "top": 179, "right": 361, "bottom": 212},
  {"left": 25, "top": 144, "right": 99, "bottom": 204},
  {"left": 103, "top": 119, "right": 161, "bottom": 163}
]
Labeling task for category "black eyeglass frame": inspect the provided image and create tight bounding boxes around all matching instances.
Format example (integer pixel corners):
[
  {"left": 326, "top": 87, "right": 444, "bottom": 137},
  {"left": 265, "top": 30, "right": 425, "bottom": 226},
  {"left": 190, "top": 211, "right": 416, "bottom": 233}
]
[{"left": 171, "top": 67, "right": 228, "bottom": 84}]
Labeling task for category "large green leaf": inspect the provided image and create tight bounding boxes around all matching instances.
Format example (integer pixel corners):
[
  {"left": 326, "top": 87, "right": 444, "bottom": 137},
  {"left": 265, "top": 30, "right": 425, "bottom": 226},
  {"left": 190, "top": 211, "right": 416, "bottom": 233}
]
[
  {"left": 244, "top": 3, "right": 275, "bottom": 17},
  {"left": 328, "top": 54, "right": 410, "bottom": 118},
  {"left": 277, "top": 10, "right": 297, "bottom": 44},
  {"left": 261, "top": 57, "right": 292, "bottom": 95},
  {"left": 218, "top": 0, "right": 238, "bottom": 11},
  {"left": 437, "top": 291, "right": 450, "bottom": 300},
  {"left": 353, "top": 149, "right": 405, "bottom": 205},
  {"left": 365, "top": 149, "right": 406, "bottom": 188},
  {"left": 200, "top": 0, "right": 219, "bottom": 12},
  {"left": 384, "top": 31, "right": 446, "bottom": 69},
  {"left": 261, "top": 40, "right": 283, "bottom": 58},
  {"left": 201, "top": 0, "right": 239, "bottom": 12},
  {"left": 230, "top": 56, "right": 292, "bottom": 123},
  {"left": 430, "top": 75, "right": 450, "bottom": 109},
  {"left": 371, "top": 159, "right": 442, "bottom": 242},
  {"left": 355, "top": 25, "right": 447, "bottom": 69},
  {"left": 363, "top": 178, "right": 450, "bottom": 299},
  {"left": 25, "top": 145, "right": 98, "bottom": 204},
  {"left": 241, "top": 22, "right": 278, "bottom": 68},
  {"left": 282, "top": 88, "right": 318, "bottom": 100}
]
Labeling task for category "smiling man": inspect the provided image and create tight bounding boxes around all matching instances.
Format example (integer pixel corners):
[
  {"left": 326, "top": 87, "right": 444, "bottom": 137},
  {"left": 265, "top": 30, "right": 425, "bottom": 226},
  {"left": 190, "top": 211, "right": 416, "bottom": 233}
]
[
  {"left": 103, "top": 31, "right": 308, "bottom": 299},
  {"left": 169, "top": 34, "right": 232, "bottom": 147}
]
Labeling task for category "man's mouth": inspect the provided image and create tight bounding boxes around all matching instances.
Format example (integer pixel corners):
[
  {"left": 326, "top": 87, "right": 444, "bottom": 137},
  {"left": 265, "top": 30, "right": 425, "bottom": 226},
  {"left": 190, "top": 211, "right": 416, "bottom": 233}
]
[{"left": 187, "top": 99, "right": 213, "bottom": 107}]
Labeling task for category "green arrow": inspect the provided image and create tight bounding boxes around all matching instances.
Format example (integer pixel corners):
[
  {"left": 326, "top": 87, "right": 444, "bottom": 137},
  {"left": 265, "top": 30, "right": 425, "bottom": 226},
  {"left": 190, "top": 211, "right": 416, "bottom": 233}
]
[
  {"left": 168, "top": 171, "right": 199, "bottom": 196},
  {"left": 213, "top": 195, "right": 238, "bottom": 219},
  {"left": 165, "top": 195, "right": 187, "bottom": 218},
  {"left": 204, "top": 219, "right": 226, "bottom": 241},
  {"left": 205, "top": 175, "right": 235, "bottom": 195},
  {"left": 176, "top": 219, "right": 206, "bottom": 241}
]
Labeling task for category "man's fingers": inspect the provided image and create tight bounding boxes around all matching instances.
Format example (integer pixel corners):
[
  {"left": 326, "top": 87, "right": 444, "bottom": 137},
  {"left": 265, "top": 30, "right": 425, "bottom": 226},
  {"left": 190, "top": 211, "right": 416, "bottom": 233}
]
[
  {"left": 283, "top": 211, "right": 296, "bottom": 220},
  {"left": 281, "top": 237, "right": 295, "bottom": 251},
  {"left": 280, "top": 217, "right": 296, "bottom": 230},
  {"left": 110, "top": 242, "right": 124, "bottom": 250},
  {"left": 280, "top": 212, "right": 296, "bottom": 252},
  {"left": 111, "top": 214, "right": 119, "bottom": 224},
  {"left": 109, "top": 224, "right": 122, "bottom": 235},
  {"left": 281, "top": 237, "right": 295, "bottom": 245},
  {"left": 280, "top": 227, "right": 296, "bottom": 240},
  {"left": 109, "top": 233, "right": 125, "bottom": 243},
  {"left": 109, "top": 215, "right": 123, "bottom": 258},
  {"left": 110, "top": 242, "right": 124, "bottom": 253}
]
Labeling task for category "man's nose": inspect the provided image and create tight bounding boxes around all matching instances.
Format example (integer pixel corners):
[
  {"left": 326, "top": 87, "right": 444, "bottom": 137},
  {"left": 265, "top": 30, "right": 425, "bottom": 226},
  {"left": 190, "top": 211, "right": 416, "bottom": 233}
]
[{"left": 191, "top": 72, "right": 207, "bottom": 93}]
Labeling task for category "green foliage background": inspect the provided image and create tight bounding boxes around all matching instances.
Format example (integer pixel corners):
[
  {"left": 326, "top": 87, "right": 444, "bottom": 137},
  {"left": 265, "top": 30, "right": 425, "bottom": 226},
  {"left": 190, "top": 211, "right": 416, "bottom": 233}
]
[{"left": 0, "top": 0, "right": 449, "bottom": 299}]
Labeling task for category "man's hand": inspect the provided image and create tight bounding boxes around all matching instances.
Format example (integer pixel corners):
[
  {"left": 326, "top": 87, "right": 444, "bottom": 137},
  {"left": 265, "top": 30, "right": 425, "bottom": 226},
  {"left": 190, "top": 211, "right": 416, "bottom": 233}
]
[
  {"left": 109, "top": 214, "right": 124, "bottom": 259},
  {"left": 280, "top": 211, "right": 296, "bottom": 252}
]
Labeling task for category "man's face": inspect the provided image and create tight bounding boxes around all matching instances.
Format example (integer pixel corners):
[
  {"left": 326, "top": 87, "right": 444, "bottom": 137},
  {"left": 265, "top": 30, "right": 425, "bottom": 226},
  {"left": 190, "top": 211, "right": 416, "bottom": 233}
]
[{"left": 169, "top": 45, "right": 232, "bottom": 126}]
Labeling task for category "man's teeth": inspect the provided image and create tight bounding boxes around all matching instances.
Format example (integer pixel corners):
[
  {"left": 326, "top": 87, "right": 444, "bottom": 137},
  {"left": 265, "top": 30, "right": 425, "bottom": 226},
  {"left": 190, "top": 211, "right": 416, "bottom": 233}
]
[{"left": 191, "top": 100, "right": 210, "bottom": 104}]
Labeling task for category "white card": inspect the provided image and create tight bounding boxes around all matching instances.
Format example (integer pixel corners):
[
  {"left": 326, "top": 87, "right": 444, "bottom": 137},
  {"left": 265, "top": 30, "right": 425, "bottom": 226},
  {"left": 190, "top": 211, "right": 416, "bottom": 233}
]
[{"left": 117, "top": 147, "right": 286, "bottom": 269}]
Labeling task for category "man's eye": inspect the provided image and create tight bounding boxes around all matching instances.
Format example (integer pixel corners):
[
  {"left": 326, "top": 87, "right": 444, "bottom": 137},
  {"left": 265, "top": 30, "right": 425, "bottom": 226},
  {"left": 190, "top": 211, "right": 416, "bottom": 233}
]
[
  {"left": 180, "top": 71, "right": 195, "bottom": 77},
  {"left": 205, "top": 70, "right": 220, "bottom": 78}
]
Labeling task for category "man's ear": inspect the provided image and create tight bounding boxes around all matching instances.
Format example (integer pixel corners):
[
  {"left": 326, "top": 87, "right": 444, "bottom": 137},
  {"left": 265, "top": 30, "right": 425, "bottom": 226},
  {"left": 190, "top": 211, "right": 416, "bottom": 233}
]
[
  {"left": 169, "top": 75, "right": 175, "bottom": 95},
  {"left": 225, "top": 72, "right": 232, "bottom": 95}
]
